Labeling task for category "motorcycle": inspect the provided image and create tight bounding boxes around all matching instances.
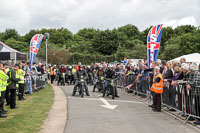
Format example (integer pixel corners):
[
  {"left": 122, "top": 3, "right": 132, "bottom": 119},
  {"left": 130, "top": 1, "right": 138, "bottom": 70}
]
[
  {"left": 96, "top": 76, "right": 105, "bottom": 92},
  {"left": 66, "top": 70, "right": 73, "bottom": 85},
  {"left": 87, "top": 72, "right": 94, "bottom": 86},
  {"left": 77, "top": 75, "right": 85, "bottom": 98},
  {"left": 103, "top": 78, "right": 117, "bottom": 99},
  {"left": 57, "top": 73, "right": 65, "bottom": 86}
]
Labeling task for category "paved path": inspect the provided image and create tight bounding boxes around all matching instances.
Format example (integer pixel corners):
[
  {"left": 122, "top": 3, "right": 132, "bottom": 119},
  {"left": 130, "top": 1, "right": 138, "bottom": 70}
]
[
  {"left": 39, "top": 84, "right": 67, "bottom": 133},
  {"left": 61, "top": 85, "right": 199, "bottom": 133}
]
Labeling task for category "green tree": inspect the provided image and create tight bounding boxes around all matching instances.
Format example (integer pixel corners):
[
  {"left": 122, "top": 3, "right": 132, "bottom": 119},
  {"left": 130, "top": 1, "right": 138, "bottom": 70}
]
[
  {"left": 92, "top": 30, "right": 119, "bottom": 55},
  {"left": 1, "top": 29, "right": 20, "bottom": 41}
]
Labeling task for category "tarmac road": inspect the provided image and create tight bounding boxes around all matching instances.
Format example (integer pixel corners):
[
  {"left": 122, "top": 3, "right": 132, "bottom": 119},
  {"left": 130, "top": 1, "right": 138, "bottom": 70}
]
[{"left": 60, "top": 85, "right": 199, "bottom": 133}]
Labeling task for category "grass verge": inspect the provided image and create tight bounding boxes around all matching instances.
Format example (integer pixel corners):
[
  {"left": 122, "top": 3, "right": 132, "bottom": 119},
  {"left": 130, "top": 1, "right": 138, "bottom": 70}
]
[{"left": 0, "top": 84, "right": 54, "bottom": 133}]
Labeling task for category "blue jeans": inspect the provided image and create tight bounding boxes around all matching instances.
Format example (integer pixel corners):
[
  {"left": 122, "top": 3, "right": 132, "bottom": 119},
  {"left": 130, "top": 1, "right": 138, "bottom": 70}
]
[
  {"left": 103, "top": 80, "right": 118, "bottom": 96},
  {"left": 72, "top": 80, "right": 89, "bottom": 95}
]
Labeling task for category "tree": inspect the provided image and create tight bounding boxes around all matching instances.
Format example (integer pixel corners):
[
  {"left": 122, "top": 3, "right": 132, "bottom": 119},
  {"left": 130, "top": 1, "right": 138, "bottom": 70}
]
[
  {"left": 1, "top": 29, "right": 20, "bottom": 41},
  {"left": 4, "top": 38, "right": 28, "bottom": 52},
  {"left": 174, "top": 25, "right": 196, "bottom": 36},
  {"left": 48, "top": 48, "right": 71, "bottom": 65},
  {"left": 92, "top": 30, "right": 119, "bottom": 55},
  {"left": 117, "top": 24, "right": 140, "bottom": 38},
  {"left": 129, "top": 42, "right": 146, "bottom": 59}
]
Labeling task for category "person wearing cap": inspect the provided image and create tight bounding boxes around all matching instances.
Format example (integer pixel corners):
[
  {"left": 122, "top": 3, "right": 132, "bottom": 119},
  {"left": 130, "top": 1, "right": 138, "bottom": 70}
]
[
  {"left": 72, "top": 65, "right": 90, "bottom": 96},
  {"left": 7, "top": 64, "right": 21, "bottom": 109},
  {"left": 0, "top": 62, "right": 9, "bottom": 118},
  {"left": 17, "top": 63, "right": 26, "bottom": 100}
]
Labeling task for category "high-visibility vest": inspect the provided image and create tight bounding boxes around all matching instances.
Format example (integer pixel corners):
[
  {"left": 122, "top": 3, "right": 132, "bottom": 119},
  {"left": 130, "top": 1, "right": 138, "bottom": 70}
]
[
  {"left": 17, "top": 69, "right": 25, "bottom": 84},
  {"left": 72, "top": 68, "right": 76, "bottom": 75},
  {"left": 16, "top": 70, "right": 19, "bottom": 88},
  {"left": 0, "top": 70, "right": 8, "bottom": 91},
  {"left": 151, "top": 73, "right": 163, "bottom": 93},
  {"left": 50, "top": 67, "right": 55, "bottom": 75}
]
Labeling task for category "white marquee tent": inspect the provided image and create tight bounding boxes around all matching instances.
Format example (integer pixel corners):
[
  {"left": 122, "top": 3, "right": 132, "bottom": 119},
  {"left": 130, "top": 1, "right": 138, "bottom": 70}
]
[{"left": 170, "top": 53, "right": 200, "bottom": 65}]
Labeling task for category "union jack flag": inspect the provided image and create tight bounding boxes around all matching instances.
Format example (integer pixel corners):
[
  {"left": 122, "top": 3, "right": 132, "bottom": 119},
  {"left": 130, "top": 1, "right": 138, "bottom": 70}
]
[
  {"left": 30, "top": 34, "right": 44, "bottom": 66},
  {"left": 147, "top": 24, "right": 163, "bottom": 68},
  {"left": 29, "top": 34, "right": 44, "bottom": 94}
]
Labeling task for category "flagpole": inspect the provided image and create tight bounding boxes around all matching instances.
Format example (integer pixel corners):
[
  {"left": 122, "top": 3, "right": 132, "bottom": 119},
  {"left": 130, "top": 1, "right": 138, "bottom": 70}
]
[
  {"left": 46, "top": 39, "right": 48, "bottom": 67},
  {"left": 44, "top": 33, "right": 50, "bottom": 68}
]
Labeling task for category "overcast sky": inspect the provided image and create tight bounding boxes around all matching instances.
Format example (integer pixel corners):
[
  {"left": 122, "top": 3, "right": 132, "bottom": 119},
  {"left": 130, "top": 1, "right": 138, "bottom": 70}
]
[{"left": 0, "top": 0, "right": 199, "bottom": 35}]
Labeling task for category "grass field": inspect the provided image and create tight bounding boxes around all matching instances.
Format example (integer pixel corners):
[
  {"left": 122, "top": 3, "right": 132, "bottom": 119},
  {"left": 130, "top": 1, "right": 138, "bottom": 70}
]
[{"left": 0, "top": 84, "right": 54, "bottom": 133}]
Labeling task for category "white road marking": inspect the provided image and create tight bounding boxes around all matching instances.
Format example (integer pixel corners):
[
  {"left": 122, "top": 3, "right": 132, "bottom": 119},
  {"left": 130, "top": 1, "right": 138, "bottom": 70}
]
[
  {"left": 99, "top": 98, "right": 118, "bottom": 110},
  {"left": 67, "top": 96, "right": 143, "bottom": 104}
]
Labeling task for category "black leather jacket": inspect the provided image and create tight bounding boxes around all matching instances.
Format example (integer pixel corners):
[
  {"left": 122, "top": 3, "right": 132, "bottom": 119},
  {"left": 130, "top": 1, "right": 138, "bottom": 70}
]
[{"left": 75, "top": 70, "right": 88, "bottom": 79}]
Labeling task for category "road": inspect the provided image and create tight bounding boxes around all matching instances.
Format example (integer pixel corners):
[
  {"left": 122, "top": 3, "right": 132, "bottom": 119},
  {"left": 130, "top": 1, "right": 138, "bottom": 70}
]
[{"left": 60, "top": 85, "right": 199, "bottom": 133}]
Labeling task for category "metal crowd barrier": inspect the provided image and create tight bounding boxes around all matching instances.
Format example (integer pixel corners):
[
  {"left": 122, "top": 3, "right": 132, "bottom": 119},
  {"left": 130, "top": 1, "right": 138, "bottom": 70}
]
[
  {"left": 24, "top": 74, "right": 48, "bottom": 93},
  {"left": 120, "top": 72, "right": 200, "bottom": 123},
  {"left": 116, "top": 72, "right": 200, "bottom": 123},
  {"left": 161, "top": 82, "right": 200, "bottom": 123}
]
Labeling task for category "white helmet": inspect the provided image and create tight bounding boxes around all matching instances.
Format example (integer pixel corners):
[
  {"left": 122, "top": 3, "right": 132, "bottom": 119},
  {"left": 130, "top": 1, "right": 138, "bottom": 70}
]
[{"left": 108, "top": 64, "right": 113, "bottom": 68}]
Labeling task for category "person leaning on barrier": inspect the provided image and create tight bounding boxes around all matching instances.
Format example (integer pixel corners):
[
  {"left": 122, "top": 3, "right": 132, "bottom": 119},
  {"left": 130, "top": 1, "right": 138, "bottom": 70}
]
[
  {"left": 0, "top": 62, "right": 9, "bottom": 118},
  {"left": 187, "top": 64, "right": 200, "bottom": 125},
  {"left": 151, "top": 66, "right": 163, "bottom": 112},
  {"left": 17, "top": 63, "right": 26, "bottom": 100},
  {"left": 7, "top": 64, "right": 21, "bottom": 109}
]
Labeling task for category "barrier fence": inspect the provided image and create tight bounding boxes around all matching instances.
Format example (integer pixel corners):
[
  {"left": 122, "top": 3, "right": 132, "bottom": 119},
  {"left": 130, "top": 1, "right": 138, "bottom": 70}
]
[
  {"left": 116, "top": 72, "right": 200, "bottom": 123},
  {"left": 24, "top": 74, "right": 48, "bottom": 93}
]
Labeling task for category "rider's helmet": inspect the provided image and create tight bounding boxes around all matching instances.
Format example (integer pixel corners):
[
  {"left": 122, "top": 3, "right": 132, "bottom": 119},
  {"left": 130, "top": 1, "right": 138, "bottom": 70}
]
[
  {"left": 108, "top": 64, "right": 113, "bottom": 69},
  {"left": 99, "top": 65, "right": 103, "bottom": 71},
  {"left": 79, "top": 65, "right": 84, "bottom": 69},
  {"left": 69, "top": 66, "right": 72, "bottom": 69}
]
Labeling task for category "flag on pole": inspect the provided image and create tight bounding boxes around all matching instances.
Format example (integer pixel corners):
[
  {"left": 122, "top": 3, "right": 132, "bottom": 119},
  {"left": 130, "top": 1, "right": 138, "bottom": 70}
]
[
  {"left": 147, "top": 24, "right": 163, "bottom": 68},
  {"left": 29, "top": 34, "right": 44, "bottom": 94}
]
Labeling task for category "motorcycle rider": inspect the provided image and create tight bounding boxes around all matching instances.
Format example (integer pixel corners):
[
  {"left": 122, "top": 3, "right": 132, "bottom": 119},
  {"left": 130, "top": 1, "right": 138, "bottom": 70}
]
[
  {"left": 58, "top": 65, "right": 66, "bottom": 85},
  {"left": 103, "top": 64, "right": 119, "bottom": 97},
  {"left": 66, "top": 66, "right": 73, "bottom": 85},
  {"left": 93, "top": 65, "right": 105, "bottom": 92},
  {"left": 72, "top": 65, "right": 90, "bottom": 96},
  {"left": 86, "top": 65, "right": 94, "bottom": 85}
]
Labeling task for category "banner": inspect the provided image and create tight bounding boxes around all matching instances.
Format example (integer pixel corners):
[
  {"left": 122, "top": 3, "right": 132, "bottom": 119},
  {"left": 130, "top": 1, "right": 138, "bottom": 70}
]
[
  {"left": 29, "top": 34, "right": 44, "bottom": 94},
  {"left": 147, "top": 24, "right": 163, "bottom": 68}
]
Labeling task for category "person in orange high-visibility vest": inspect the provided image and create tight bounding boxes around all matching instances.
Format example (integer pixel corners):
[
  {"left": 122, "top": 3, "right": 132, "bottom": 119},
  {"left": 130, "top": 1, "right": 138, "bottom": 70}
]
[
  {"left": 50, "top": 66, "right": 55, "bottom": 84},
  {"left": 151, "top": 66, "right": 163, "bottom": 112}
]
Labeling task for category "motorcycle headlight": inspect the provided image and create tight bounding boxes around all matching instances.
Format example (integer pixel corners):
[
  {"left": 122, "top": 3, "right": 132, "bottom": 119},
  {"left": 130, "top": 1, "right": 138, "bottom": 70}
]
[
  {"left": 111, "top": 82, "right": 114, "bottom": 86},
  {"left": 81, "top": 79, "right": 84, "bottom": 82},
  {"left": 101, "top": 77, "right": 104, "bottom": 80}
]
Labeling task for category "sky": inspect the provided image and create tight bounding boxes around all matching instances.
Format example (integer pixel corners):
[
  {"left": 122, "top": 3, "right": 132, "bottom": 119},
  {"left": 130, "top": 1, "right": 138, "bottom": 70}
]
[{"left": 0, "top": 0, "right": 199, "bottom": 35}]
